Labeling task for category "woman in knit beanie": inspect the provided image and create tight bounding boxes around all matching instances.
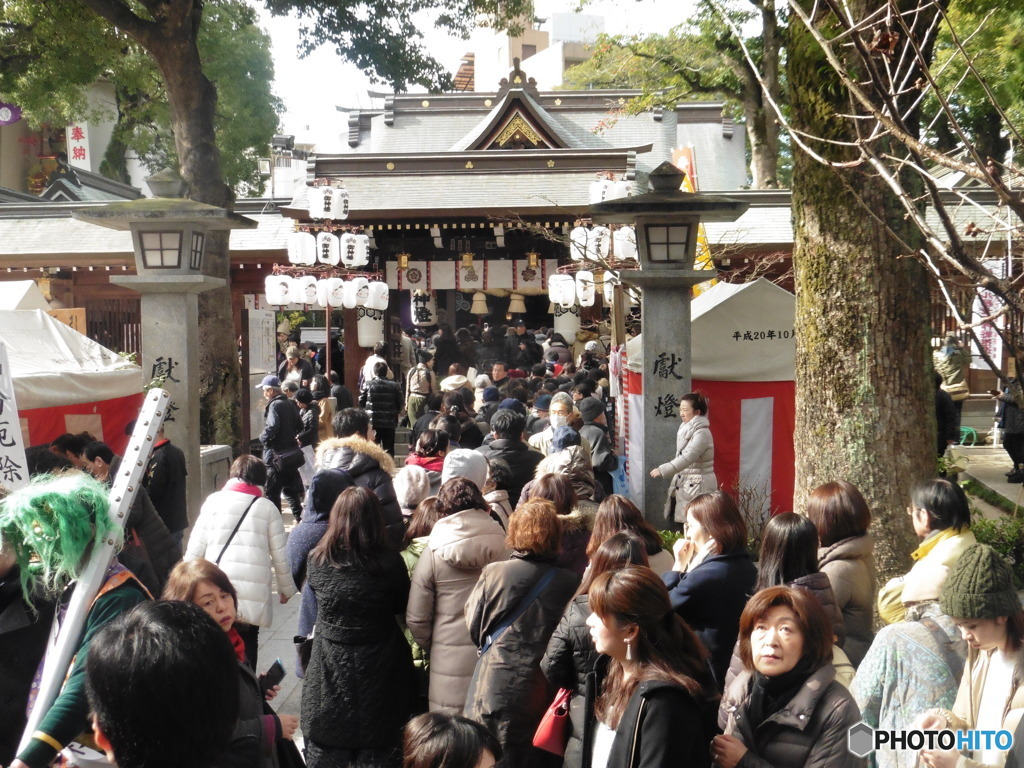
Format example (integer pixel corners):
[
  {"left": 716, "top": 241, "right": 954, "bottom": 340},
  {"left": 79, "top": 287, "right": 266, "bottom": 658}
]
[{"left": 915, "top": 543, "right": 1024, "bottom": 768}]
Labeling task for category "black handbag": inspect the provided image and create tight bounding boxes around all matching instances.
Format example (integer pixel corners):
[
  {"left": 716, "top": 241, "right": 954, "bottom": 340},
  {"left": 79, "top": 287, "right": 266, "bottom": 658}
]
[
  {"left": 272, "top": 446, "right": 305, "bottom": 472},
  {"left": 294, "top": 633, "right": 313, "bottom": 676}
]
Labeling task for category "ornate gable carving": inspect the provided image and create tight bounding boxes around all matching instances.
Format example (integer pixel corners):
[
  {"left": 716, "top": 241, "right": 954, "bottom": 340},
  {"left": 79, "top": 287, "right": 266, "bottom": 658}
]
[{"left": 492, "top": 113, "right": 545, "bottom": 149}]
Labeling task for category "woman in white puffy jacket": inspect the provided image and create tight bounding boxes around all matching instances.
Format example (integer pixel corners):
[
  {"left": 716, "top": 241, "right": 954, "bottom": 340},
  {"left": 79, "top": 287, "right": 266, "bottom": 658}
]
[{"left": 186, "top": 454, "right": 297, "bottom": 667}]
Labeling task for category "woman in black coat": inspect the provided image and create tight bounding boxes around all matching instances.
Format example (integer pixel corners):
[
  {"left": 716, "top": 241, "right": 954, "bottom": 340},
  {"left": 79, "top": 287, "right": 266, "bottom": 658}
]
[
  {"left": 302, "top": 486, "right": 416, "bottom": 768},
  {"left": 661, "top": 491, "right": 757, "bottom": 692},
  {"left": 464, "top": 499, "right": 580, "bottom": 768},
  {"left": 582, "top": 567, "right": 716, "bottom": 768},
  {"left": 541, "top": 532, "right": 651, "bottom": 768}
]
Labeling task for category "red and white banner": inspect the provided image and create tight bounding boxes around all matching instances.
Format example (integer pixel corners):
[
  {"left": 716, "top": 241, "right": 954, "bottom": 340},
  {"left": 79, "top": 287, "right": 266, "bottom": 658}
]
[
  {"left": 20, "top": 392, "right": 144, "bottom": 454},
  {"left": 621, "top": 369, "right": 795, "bottom": 514}
]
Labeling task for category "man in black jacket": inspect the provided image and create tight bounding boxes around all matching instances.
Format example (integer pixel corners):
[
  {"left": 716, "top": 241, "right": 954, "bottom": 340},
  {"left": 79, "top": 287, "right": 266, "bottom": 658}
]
[
  {"left": 141, "top": 425, "right": 188, "bottom": 553},
  {"left": 476, "top": 409, "right": 543, "bottom": 505},
  {"left": 309, "top": 408, "right": 404, "bottom": 548},
  {"left": 258, "top": 375, "right": 304, "bottom": 516},
  {"left": 359, "top": 361, "right": 402, "bottom": 455}
]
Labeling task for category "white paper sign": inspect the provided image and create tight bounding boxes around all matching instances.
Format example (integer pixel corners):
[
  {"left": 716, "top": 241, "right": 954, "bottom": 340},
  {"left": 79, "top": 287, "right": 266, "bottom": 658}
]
[{"left": 0, "top": 342, "right": 29, "bottom": 489}]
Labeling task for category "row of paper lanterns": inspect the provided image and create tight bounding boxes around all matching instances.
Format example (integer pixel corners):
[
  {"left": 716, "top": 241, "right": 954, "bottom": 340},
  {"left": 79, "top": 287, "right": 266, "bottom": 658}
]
[
  {"left": 569, "top": 225, "right": 638, "bottom": 262},
  {"left": 288, "top": 231, "right": 370, "bottom": 267},
  {"left": 548, "top": 271, "right": 614, "bottom": 308},
  {"left": 264, "top": 275, "right": 390, "bottom": 310}
]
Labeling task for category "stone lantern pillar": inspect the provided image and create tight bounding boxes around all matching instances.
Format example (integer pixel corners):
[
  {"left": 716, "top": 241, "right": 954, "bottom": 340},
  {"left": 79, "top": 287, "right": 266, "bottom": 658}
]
[
  {"left": 73, "top": 178, "right": 257, "bottom": 523},
  {"left": 591, "top": 161, "right": 748, "bottom": 526}
]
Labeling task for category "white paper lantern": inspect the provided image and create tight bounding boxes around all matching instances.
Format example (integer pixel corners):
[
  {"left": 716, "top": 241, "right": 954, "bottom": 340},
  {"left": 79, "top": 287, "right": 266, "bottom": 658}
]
[
  {"left": 315, "top": 279, "right": 330, "bottom": 308},
  {"left": 307, "top": 186, "right": 324, "bottom": 220},
  {"left": 357, "top": 307, "right": 385, "bottom": 347},
  {"left": 553, "top": 302, "right": 581, "bottom": 341},
  {"left": 586, "top": 226, "right": 611, "bottom": 262},
  {"left": 613, "top": 226, "right": 638, "bottom": 261},
  {"left": 308, "top": 185, "right": 350, "bottom": 220},
  {"left": 316, "top": 232, "right": 340, "bottom": 265},
  {"left": 326, "top": 278, "right": 345, "bottom": 307},
  {"left": 290, "top": 275, "right": 318, "bottom": 305},
  {"left": 412, "top": 291, "right": 437, "bottom": 326},
  {"left": 588, "top": 178, "right": 611, "bottom": 204},
  {"left": 353, "top": 234, "right": 370, "bottom": 267},
  {"left": 602, "top": 274, "right": 618, "bottom": 304},
  {"left": 606, "top": 179, "right": 631, "bottom": 200},
  {"left": 576, "top": 270, "right": 596, "bottom": 307},
  {"left": 365, "top": 281, "right": 390, "bottom": 310},
  {"left": 264, "top": 275, "right": 292, "bottom": 306},
  {"left": 287, "top": 231, "right": 316, "bottom": 265},
  {"left": 569, "top": 226, "right": 589, "bottom": 262},
  {"left": 339, "top": 233, "right": 358, "bottom": 267},
  {"left": 342, "top": 276, "right": 368, "bottom": 308},
  {"left": 548, "top": 274, "right": 575, "bottom": 309},
  {"left": 322, "top": 186, "right": 349, "bottom": 220}
]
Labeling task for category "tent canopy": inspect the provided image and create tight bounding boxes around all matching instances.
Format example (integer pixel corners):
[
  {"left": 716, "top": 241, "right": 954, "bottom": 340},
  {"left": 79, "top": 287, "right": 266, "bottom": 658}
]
[
  {"left": 625, "top": 278, "right": 795, "bottom": 381},
  {"left": 0, "top": 280, "right": 51, "bottom": 311},
  {"left": 0, "top": 309, "right": 143, "bottom": 410}
]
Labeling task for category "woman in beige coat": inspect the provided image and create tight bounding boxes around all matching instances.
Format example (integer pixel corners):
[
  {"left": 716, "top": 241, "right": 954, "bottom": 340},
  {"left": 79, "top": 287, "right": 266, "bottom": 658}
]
[
  {"left": 807, "top": 480, "right": 876, "bottom": 667},
  {"left": 649, "top": 392, "right": 717, "bottom": 525},
  {"left": 406, "top": 477, "right": 508, "bottom": 713}
]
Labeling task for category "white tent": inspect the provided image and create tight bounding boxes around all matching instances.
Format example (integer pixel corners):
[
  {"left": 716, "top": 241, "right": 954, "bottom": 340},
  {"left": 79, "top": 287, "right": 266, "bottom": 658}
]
[
  {"left": 0, "top": 280, "right": 51, "bottom": 311},
  {"left": 0, "top": 310, "right": 143, "bottom": 447},
  {"left": 625, "top": 278, "right": 796, "bottom": 380},
  {"left": 621, "top": 278, "right": 797, "bottom": 512}
]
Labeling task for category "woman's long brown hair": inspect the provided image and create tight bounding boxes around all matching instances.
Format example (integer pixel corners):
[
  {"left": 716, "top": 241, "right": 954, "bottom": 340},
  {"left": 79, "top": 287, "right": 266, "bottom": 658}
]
[{"left": 589, "top": 566, "right": 713, "bottom": 728}]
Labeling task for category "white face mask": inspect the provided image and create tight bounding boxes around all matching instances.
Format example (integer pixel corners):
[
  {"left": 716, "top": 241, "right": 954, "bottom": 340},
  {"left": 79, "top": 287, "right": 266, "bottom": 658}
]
[{"left": 549, "top": 412, "right": 568, "bottom": 428}]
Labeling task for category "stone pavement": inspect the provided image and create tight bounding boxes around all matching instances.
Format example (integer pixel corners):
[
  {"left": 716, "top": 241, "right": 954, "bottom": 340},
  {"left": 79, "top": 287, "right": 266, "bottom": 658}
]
[
  {"left": 262, "top": 505, "right": 305, "bottom": 742},
  {"left": 957, "top": 444, "right": 1024, "bottom": 516}
]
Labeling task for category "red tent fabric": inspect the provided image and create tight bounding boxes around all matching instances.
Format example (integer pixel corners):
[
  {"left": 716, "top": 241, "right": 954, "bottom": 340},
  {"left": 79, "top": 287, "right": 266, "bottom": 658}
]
[{"left": 622, "top": 279, "right": 796, "bottom": 513}]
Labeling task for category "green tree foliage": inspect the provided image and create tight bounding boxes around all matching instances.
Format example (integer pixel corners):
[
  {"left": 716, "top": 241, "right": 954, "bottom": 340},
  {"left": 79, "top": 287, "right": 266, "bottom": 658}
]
[
  {"left": 561, "top": 18, "right": 742, "bottom": 108},
  {"left": 263, "top": 0, "right": 533, "bottom": 91},
  {"left": 926, "top": 1, "right": 1024, "bottom": 162},
  {"left": 0, "top": 0, "right": 280, "bottom": 195},
  {"left": 560, "top": 0, "right": 784, "bottom": 188}
]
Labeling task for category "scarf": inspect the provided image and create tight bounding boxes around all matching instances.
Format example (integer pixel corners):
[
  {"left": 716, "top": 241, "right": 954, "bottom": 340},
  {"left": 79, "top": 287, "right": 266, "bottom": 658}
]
[
  {"left": 747, "top": 655, "right": 817, "bottom": 729},
  {"left": 227, "top": 626, "right": 247, "bottom": 663},
  {"left": 676, "top": 414, "right": 710, "bottom": 455},
  {"left": 224, "top": 478, "right": 262, "bottom": 497}
]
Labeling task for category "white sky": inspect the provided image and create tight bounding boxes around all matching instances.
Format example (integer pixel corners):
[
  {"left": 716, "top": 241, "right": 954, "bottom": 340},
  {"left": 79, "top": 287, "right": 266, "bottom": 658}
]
[{"left": 254, "top": 0, "right": 699, "bottom": 148}]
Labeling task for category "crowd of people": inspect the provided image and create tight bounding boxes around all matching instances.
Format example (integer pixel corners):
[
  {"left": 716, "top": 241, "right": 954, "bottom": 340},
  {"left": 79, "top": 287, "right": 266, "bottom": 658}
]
[{"left": 1, "top": 320, "right": 1021, "bottom": 768}]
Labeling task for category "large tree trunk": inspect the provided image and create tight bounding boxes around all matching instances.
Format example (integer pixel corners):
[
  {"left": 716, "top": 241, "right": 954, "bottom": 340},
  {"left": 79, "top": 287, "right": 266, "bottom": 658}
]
[
  {"left": 742, "top": 92, "right": 780, "bottom": 189},
  {"left": 733, "top": 0, "right": 781, "bottom": 188},
  {"left": 153, "top": 42, "right": 242, "bottom": 448},
  {"left": 81, "top": 0, "right": 242, "bottom": 449},
  {"left": 788, "top": 1, "right": 935, "bottom": 583}
]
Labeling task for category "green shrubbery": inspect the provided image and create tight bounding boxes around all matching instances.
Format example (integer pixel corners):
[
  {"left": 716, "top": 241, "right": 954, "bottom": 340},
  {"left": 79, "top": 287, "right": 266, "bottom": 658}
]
[{"left": 971, "top": 514, "right": 1024, "bottom": 587}]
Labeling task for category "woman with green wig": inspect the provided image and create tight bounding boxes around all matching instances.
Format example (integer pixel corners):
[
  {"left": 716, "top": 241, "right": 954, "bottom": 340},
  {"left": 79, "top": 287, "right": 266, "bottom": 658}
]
[{"left": 1, "top": 471, "right": 150, "bottom": 768}]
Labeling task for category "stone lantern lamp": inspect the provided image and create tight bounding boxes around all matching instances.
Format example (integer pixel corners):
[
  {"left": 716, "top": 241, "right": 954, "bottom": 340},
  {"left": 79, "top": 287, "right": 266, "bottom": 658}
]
[
  {"left": 590, "top": 161, "right": 748, "bottom": 525},
  {"left": 72, "top": 170, "right": 257, "bottom": 522}
]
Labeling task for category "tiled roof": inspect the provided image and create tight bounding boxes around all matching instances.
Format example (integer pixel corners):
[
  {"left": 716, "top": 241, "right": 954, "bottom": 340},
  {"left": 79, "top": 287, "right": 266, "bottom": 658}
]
[
  {"left": 0, "top": 187, "right": 40, "bottom": 203},
  {"left": 0, "top": 211, "right": 291, "bottom": 263},
  {"left": 335, "top": 170, "right": 599, "bottom": 213}
]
